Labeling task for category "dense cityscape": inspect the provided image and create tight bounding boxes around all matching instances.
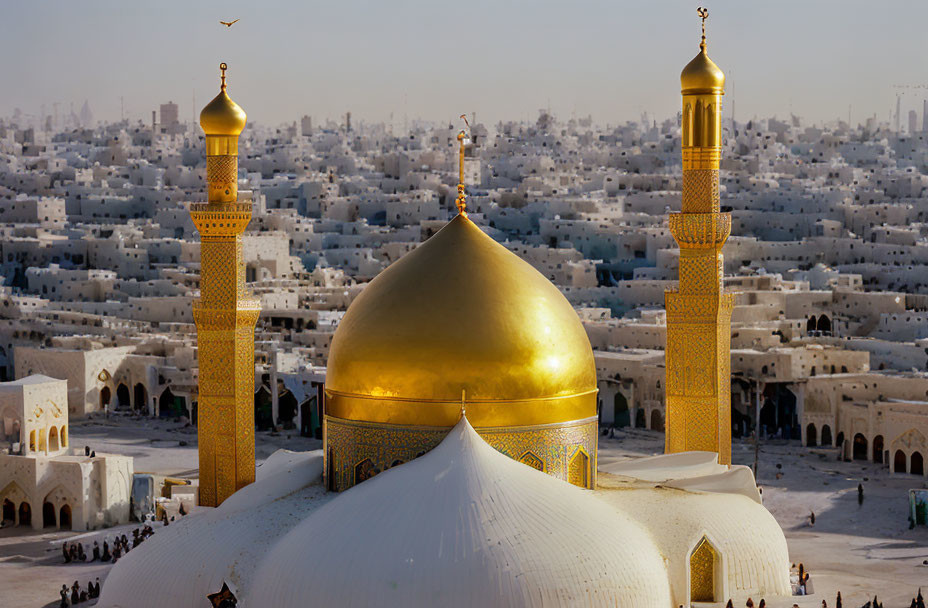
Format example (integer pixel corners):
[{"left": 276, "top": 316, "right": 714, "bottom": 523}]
[{"left": 3, "top": 71, "right": 928, "bottom": 605}]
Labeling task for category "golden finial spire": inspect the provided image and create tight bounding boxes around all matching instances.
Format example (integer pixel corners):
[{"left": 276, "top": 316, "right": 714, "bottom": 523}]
[
  {"left": 697, "top": 7, "right": 709, "bottom": 50},
  {"left": 460, "top": 389, "right": 466, "bottom": 419},
  {"left": 219, "top": 62, "right": 228, "bottom": 92},
  {"left": 455, "top": 114, "right": 470, "bottom": 216}
]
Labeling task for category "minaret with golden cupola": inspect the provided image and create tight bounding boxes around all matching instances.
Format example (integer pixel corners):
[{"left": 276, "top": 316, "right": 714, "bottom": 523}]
[
  {"left": 664, "top": 8, "right": 734, "bottom": 465},
  {"left": 191, "top": 63, "right": 261, "bottom": 506}
]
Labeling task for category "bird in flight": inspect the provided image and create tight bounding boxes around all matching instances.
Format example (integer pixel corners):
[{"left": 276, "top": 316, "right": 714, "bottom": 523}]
[{"left": 220, "top": 19, "right": 240, "bottom": 27}]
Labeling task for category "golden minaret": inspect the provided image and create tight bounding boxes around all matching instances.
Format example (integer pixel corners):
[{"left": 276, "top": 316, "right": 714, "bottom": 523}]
[
  {"left": 665, "top": 8, "right": 733, "bottom": 465},
  {"left": 191, "top": 63, "right": 261, "bottom": 506}
]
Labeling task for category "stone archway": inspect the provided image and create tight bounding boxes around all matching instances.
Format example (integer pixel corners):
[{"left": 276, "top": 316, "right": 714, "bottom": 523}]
[
  {"left": 806, "top": 423, "right": 817, "bottom": 447},
  {"left": 1, "top": 498, "right": 14, "bottom": 523},
  {"left": 279, "top": 391, "right": 298, "bottom": 427},
  {"left": 853, "top": 433, "right": 868, "bottom": 461},
  {"left": 821, "top": 424, "right": 832, "bottom": 447},
  {"left": 894, "top": 449, "right": 907, "bottom": 474},
  {"left": 18, "top": 502, "right": 31, "bottom": 526},
  {"left": 59, "top": 504, "right": 72, "bottom": 530},
  {"left": 100, "top": 385, "right": 112, "bottom": 410},
  {"left": 873, "top": 435, "right": 884, "bottom": 464},
  {"left": 613, "top": 392, "right": 630, "bottom": 428},
  {"left": 134, "top": 383, "right": 148, "bottom": 412},
  {"left": 690, "top": 536, "right": 719, "bottom": 603},
  {"left": 817, "top": 314, "right": 832, "bottom": 335},
  {"left": 913, "top": 452, "right": 925, "bottom": 476},
  {"left": 116, "top": 383, "right": 131, "bottom": 408},
  {"left": 42, "top": 502, "right": 56, "bottom": 528},
  {"left": 650, "top": 409, "right": 664, "bottom": 432}
]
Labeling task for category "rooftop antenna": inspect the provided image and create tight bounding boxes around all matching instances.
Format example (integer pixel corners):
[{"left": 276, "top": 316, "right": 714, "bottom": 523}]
[{"left": 456, "top": 114, "right": 471, "bottom": 216}]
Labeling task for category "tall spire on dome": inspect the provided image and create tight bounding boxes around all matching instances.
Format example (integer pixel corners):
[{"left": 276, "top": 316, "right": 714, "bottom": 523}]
[
  {"left": 455, "top": 114, "right": 470, "bottom": 216},
  {"left": 664, "top": 7, "right": 733, "bottom": 465}
]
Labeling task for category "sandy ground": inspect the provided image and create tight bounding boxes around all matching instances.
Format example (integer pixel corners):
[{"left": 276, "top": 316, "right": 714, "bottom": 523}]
[{"left": 1, "top": 417, "right": 926, "bottom": 607}]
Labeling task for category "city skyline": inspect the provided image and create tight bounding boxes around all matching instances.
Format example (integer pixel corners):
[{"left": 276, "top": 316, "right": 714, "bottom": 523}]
[{"left": 2, "top": 0, "right": 928, "bottom": 128}]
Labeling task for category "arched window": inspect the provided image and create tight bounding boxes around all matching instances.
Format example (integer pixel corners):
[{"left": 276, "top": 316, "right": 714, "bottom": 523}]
[
  {"left": 567, "top": 448, "right": 590, "bottom": 488},
  {"left": 518, "top": 451, "right": 544, "bottom": 472},
  {"left": 690, "top": 536, "right": 719, "bottom": 602}
]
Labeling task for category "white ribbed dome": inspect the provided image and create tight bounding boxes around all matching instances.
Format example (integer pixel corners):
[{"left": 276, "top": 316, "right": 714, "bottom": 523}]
[{"left": 248, "top": 417, "right": 671, "bottom": 608}]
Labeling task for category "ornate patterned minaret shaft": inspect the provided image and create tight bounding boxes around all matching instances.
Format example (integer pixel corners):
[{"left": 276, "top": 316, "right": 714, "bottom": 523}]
[
  {"left": 191, "top": 63, "right": 260, "bottom": 506},
  {"left": 665, "top": 9, "right": 733, "bottom": 465}
]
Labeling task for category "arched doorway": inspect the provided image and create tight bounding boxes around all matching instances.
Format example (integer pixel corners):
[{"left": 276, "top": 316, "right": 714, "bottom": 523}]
[
  {"left": 279, "top": 391, "right": 298, "bottom": 427},
  {"left": 613, "top": 392, "right": 630, "bottom": 427},
  {"left": 836, "top": 432, "right": 845, "bottom": 450},
  {"left": 650, "top": 409, "right": 664, "bottom": 432},
  {"left": 59, "top": 504, "right": 71, "bottom": 530},
  {"left": 254, "top": 386, "right": 273, "bottom": 430},
  {"left": 821, "top": 425, "right": 832, "bottom": 447},
  {"left": 895, "top": 450, "right": 907, "bottom": 473},
  {"left": 134, "top": 383, "right": 148, "bottom": 412},
  {"left": 159, "top": 388, "right": 185, "bottom": 418},
  {"left": 689, "top": 536, "right": 718, "bottom": 603},
  {"left": 853, "top": 434, "right": 868, "bottom": 460},
  {"left": 48, "top": 426, "right": 59, "bottom": 452},
  {"left": 100, "top": 386, "right": 112, "bottom": 410},
  {"left": 912, "top": 452, "right": 925, "bottom": 476},
  {"left": 568, "top": 448, "right": 590, "bottom": 488},
  {"left": 42, "top": 502, "right": 56, "bottom": 528},
  {"left": 817, "top": 314, "right": 832, "bottom": 335},
  {"left": 2, "top": 499, "right": 14, "bottom": 523},
  {"left": 873, "top": 435, "right": 884, "bottom": 464},
  {"left": 806, "top": 316, "right": 816, "bottom": 333},
  {"left": 634, "top": 408, "right": 646, "bottom": 428},
  {"left": 806, "top": 423, "right": 817, "bottom": 447},
  {"left": 18, "top": 502, "right": 31, "bottom": 526},
  {"left": 116, "top": 383, "right": 130, "bottom": 408}
]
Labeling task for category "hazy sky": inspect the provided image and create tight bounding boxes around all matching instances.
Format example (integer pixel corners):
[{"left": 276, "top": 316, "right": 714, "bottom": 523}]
[{"left": 1, "top": 0, "right": 926, "bottom": 128}]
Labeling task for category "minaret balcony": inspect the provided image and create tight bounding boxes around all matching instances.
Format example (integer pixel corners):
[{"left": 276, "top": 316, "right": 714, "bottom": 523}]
[{"left": 668, "top": 212, "right": 730, "bottom": 249}]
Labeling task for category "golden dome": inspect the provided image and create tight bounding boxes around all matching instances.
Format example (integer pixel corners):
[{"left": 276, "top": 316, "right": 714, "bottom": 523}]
[
  {"left": 199, "top": 63, "right": 247, "bottom": 136},
  {"left": 325, "top": 214, "right": 598, "bottom": 428},
  {"left": 681, "top": 47, "right": 725, "bottom": 96}
]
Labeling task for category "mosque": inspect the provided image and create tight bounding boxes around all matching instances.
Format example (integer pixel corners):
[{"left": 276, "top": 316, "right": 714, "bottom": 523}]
[{"left": 99, "top": 12, "right": 794, "bottom": 608}]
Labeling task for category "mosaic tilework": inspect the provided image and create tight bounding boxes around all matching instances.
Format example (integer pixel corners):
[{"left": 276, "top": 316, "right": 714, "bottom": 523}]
[
  {"left": 690, "top": 537, "right": 718, "bottom": 602},
  {"left": 324, "top": 415, "right": 598, "bottom": 491},
  {"left": 206, "top": 155, "right": 238, "bottom": 202},
  {"left": 681, "top": 169, "right": 720, "bottom": 213},
  {"left": 665, "top": 134, "right": 732, "bottom": 463}
]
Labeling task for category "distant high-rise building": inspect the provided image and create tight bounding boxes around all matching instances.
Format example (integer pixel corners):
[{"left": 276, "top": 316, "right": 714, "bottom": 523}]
[
  {"left": 909, "top": 109, "right": 918, "bottom": 135},
  {"left": 301, "top": 115, "right": 312, "bottom": 137},
  {"left": 922, "top": 100, "right": 928, "bottom": 133},
  {"left": 79, "top": 100, "right": 94, "bottom": 129},
  {"left": 160, "top": 102, "right": 179, "bottom": 127}
]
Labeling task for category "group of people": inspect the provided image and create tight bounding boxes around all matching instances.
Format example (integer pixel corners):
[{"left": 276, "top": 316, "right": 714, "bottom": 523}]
[
  {"left": 59, "top": 579, "right": 100, "bottom": 607},
  {"left": 62, "top": 524, "right": 156, "bottom": 566}
]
